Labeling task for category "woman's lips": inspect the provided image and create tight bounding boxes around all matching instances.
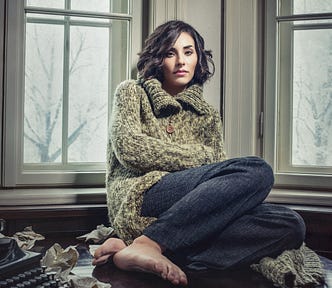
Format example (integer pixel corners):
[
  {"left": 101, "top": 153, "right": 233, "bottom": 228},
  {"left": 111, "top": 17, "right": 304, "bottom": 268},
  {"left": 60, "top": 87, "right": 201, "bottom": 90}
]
[{"left": 174, "top": 70, "right": 188, "bottom": 76}]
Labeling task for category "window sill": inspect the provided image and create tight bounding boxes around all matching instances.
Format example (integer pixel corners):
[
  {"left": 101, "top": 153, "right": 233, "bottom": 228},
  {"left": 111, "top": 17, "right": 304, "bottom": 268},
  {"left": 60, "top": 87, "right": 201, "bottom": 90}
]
[
  {"left": 0, "top": 187, "right": 106, "bottom": 206},
  {"left": 0, "top": 187, "right": 331, "bottom": 209},
  {"left": 267, "top": 188, "right": 332, "bottom": 207}
]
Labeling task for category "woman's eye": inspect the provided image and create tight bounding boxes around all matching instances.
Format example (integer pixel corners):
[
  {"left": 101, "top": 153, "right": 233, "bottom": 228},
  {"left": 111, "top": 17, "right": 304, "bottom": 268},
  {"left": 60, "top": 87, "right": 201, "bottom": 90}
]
[
  {"left": 166, "top": 51, "right": 175, "bottom": 57},
  {"left": 185, "top": 50, "right": 193, "bottom": 56}
]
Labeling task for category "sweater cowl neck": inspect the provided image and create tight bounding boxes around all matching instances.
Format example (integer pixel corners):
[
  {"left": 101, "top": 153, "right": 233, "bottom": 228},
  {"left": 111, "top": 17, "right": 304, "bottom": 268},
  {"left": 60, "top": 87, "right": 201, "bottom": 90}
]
[{"left": 140, "top": 78, "right": 210, "bottom": 117}]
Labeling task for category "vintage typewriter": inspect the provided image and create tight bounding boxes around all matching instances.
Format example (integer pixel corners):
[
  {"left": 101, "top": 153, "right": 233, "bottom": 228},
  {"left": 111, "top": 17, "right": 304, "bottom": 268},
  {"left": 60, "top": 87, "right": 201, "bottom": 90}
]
[{"left": 0, "top": 238, "right": 67, "bottom": 288}]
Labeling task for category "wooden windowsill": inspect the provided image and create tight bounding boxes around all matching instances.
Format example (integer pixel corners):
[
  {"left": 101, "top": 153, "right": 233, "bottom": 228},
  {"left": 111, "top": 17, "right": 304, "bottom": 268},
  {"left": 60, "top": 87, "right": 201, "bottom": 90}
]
[
  {"left": 0, "top": 187, "right": 331, "bottom": 213},
  {"left": 267, "top": 188, "right": 332, "bottom": 208},
  {"left": 0, "top": 187, "right": 107, "bottom": 206}
]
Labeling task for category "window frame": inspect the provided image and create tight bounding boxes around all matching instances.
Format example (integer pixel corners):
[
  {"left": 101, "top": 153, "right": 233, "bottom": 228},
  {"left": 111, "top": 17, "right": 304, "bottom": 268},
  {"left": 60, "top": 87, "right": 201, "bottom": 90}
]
[
  {"left": 223, "top": 0, "right": 332, "bottom": 207},
  {"left": 264, "top": 0, "right": 332, "bottom": 192},
  {"left": 2, "top": 0, "right": 142, "bottom": 188}
]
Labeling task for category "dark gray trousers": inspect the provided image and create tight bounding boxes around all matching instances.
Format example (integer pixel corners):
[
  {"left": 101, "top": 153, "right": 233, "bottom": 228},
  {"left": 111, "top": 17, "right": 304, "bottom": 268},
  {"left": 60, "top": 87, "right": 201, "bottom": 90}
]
[{"left": 141, "top": 157, "right": 305, "bottom": 270}]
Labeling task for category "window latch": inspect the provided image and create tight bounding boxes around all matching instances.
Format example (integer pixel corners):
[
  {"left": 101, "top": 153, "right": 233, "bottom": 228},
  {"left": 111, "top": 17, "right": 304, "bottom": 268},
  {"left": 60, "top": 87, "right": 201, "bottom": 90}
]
[{"left": 259, "top": 112, "right": 264, "bottom": 138}]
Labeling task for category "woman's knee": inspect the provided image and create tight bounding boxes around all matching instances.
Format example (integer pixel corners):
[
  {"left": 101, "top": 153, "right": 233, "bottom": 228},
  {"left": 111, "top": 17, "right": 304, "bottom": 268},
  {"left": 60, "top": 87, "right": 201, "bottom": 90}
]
[
  {"left": 236, "top": 157, "right": 274, "bottom": 191},
  {"left": 251, "top": 157, "right": 274, "bottom": 184}
]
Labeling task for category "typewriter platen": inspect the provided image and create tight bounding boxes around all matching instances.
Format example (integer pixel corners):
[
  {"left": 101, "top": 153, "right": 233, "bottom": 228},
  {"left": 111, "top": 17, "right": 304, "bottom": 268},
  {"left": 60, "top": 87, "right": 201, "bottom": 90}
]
[{"left": 0, "top": 238, "right": 67, "bottom": 288}]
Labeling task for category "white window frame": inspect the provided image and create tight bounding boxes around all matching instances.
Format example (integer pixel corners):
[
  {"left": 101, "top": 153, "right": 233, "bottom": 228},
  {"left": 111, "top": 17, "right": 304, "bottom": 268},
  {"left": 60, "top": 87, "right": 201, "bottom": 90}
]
[
  {"left": 264, "top": 1, "right": 332, "bottom": 197},
  {"left": 224, "top": 0, "right": 332, "bottom": 206},
  {"left": 2, "top": 0, "right": 143, "bottom": 188}
]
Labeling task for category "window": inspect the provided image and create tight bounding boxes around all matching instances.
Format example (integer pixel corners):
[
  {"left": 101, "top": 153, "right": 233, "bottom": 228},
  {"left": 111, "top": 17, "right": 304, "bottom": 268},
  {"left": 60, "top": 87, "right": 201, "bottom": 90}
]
[
  {"left": 265, "top": 0, "right": 332, "bottom": 190},
  {"left": 3, "top": 0, "right": 141, "bottom": 187}
]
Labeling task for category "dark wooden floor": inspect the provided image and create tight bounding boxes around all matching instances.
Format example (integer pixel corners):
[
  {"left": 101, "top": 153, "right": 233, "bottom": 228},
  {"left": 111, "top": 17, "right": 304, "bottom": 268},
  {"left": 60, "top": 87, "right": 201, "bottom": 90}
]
[
  {"left": 2, "top": 203, "right": 332, "bottom": 287},
  {"left": 93, "top": 264, "right": 277, "bottom": 288},
  {"left": 71, "top": 244, "right": 332, "bottom": 288}
]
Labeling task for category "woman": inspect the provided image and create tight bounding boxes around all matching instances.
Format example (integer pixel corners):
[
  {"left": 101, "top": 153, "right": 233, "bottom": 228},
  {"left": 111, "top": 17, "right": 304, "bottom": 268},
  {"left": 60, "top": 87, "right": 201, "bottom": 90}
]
[{"left": 93, "top": 20, "right": 305, "bottom": 286}]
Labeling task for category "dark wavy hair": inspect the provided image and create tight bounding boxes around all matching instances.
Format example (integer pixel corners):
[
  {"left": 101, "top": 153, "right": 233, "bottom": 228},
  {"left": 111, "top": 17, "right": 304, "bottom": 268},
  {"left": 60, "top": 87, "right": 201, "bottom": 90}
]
[{"left": 137, "top": 20, "right": 215, "bottom": 86}]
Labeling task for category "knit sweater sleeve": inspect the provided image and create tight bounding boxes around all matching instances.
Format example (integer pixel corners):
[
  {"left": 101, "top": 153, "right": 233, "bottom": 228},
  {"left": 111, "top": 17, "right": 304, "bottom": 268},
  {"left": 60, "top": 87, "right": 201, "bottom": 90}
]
[
  {"left": 207, "top": 109, "right": 227, "bottom": 162},
  {"left": 110, "top": 80, "right": 216, "bottom": 173}
]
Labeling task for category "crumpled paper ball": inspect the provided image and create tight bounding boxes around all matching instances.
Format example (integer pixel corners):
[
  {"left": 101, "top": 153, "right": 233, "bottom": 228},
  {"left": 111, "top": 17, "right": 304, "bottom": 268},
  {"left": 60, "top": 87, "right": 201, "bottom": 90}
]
[
  {"left": 41, "top": 243, "right": 112, "bottom": 288},
  {"left": 12, "top": 226, "right": 45, "bottom": 250},
  {"left": 41, "top": 243, "right": 79, "bottom": 282},
  {"left": 68, "top": 275, "right": 111, "bottom": 288},
  {"left": 88, "top": 245, "right": 100, "bottom": 258},
  {"left": 76, "top": 225, "right": 114, "bottom": 244}
]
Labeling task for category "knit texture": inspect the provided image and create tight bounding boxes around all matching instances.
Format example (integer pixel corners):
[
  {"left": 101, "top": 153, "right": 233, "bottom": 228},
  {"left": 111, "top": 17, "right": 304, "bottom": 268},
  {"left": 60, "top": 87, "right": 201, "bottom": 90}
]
[
  {"left": 106, "top": 78, "right": 226, "bottom": 244},
  {"left": 251, "top": 243, "right": 325, "bottom": 287}
]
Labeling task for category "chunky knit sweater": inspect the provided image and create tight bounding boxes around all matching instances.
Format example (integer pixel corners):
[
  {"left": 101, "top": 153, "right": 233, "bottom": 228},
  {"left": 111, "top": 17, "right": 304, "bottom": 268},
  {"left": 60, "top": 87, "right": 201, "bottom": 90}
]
[{"left": 106, "top": 78, "right": 227, "bottom": 244}]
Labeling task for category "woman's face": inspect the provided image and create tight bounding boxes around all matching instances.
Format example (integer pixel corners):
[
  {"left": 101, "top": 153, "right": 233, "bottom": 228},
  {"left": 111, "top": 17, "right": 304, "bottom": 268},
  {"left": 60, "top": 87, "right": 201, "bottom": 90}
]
[{"left": 162, "top": 32, "right": 198, "bottom": 95}]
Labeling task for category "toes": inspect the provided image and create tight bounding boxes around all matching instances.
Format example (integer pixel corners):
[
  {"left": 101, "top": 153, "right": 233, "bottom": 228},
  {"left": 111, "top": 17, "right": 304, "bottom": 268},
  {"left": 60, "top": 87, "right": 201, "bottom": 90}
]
[
  {"left": 167, "top": 267, "right": 179, "bottom": 284},
  {"left": 154, "top": 260, "right": 188, "bottom": 285},
  {"left": 163, "top": 264, "right": 187, "bottom": 286},
  {"left": 154, "top": 261, "right": 168, "bottom": 280},
  {"left": 94, "top": 248, "right": 109, "bottom": 260},
  {"left": 94, "top": 238, "right": 127, "bottom": 260},
  {"left": 171, "top": 268, "right": 187, "bottom": 286},
  {"left": 92, "top": 254, "right": 111, "bottom": 266},
  {"left": 179, "top": 273, "right": 188, "bottom": 285},
  {"left": 111, "top": 239, "right": 187, "bottom": 286},
  {"left": 93, "top": 247, "right": 103, "bottom": 258}
]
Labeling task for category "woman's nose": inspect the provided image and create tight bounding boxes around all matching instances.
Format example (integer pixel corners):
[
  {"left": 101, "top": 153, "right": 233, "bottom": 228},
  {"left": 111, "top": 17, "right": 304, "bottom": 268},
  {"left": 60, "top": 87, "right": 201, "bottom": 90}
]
[{"left": 177, "top": 54, "right": 185, "bottom": 66}]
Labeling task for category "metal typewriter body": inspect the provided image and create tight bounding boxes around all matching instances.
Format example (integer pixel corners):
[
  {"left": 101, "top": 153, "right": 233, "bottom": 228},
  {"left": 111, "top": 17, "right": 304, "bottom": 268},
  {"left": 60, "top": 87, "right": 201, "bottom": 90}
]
[{"left": 0, "top": 238, "right": 66, "bottom": 288}]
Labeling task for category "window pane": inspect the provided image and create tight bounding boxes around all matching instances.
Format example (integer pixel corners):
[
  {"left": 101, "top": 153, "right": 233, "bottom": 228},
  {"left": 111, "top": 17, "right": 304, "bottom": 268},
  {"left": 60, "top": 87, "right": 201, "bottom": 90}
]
[
  {"left": 26, "top": 0, "right": 130, "bottom": 14},
  {"left": 293, "top": 0, "right": 332, "bottom": 14},
  {"left": 24, "top": 17, "right": 129, "bottom": 168},
  {"left": 71, "top": 0, "right": 129, "bottom": 14},
  {"left": 21, "top": 0, "right": 132, "bottom": 182},
  {"left": 279, "top": 0, "right": 332, "bottom": 15},
  {"left": 24, "top": 22, "right": 64, "bottom": 163},
  {"left": 26, "top": 0, "right": 64, "bottom": 9},
  {"left": 70, "top": 0, "right": 110, "bottom": 13},
  {"left": 292, "top": 28, "right": 332, "bottom": 167},
  {"left": 68, "top": 26, "right": 109, "bottom": 163}
]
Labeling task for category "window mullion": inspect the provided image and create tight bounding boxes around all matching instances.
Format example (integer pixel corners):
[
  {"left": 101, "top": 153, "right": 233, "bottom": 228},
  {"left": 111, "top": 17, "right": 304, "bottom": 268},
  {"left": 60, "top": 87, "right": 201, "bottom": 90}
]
[
  {"left": 62, "top": 16, "right": 70, "bottom": 165},
  {"left": 277, "top": 12, "right": 332, "bottom": 22},
  {"left": 24, "top": 7, "right": 132, "bottom": 21}
]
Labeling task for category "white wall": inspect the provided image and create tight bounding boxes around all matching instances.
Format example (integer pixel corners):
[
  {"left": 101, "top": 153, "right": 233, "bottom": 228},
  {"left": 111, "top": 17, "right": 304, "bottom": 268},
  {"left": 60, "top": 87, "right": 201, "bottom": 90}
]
[
  {"left": 223, "top": 0, "right": 263, "bottom": 157},
  {"left": 182, "top": 0, "right": 222, "bottom": 111},
  {"left": 148, "top": 0, "right": 222, "bottom": 111}
]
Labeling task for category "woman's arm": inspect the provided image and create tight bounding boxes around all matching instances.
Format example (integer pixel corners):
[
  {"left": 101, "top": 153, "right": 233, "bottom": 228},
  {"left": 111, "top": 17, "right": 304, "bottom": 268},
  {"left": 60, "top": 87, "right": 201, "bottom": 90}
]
[{"left": 110, "top": 81, "right": 216, "bottom": 173}]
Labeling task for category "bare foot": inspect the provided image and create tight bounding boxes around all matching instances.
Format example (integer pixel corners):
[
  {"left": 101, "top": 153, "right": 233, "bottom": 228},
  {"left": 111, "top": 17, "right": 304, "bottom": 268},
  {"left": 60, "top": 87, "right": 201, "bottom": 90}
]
[
  {"left": 92, "top": 238, "right": 127, "bottom": 266},
  {"left": 113, "top": 235, "right": 188, "bottom": 286}
]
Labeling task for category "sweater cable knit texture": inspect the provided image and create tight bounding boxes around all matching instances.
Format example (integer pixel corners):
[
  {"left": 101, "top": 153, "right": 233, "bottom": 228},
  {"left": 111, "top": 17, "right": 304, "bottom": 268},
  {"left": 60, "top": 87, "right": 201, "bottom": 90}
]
[{"left": 106, "top": 78, "right": 226, "bottom": 244}]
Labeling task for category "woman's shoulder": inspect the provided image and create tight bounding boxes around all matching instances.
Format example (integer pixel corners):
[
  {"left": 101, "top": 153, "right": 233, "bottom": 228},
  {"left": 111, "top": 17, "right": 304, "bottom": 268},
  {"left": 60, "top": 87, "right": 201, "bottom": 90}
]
[
  {"left": 115, "top": 79, "right": 137, "bottom": 92},
  {"left": 114, "top": 79, "right": 145, "bottom": 99}
]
